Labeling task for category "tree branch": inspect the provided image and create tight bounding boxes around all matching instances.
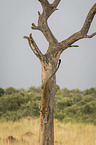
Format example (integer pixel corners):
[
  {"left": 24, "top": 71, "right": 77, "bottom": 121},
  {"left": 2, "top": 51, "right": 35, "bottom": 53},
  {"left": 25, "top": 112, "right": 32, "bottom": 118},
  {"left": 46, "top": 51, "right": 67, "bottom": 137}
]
[
  {"left": 81, "top": 3, "right": 96, "bottom": 35},
  {"left": 31, "top": 23, "right": 41, "bottom": 31},
  {"left": 24, "top": 34, "right": 43, "bottom": 61},
  {"left": 86, "top": 32, "right": 96, "bottom": 38},
  {"left": 38, "top": 0, "right": 49, "bottom": 7},
  {"left": 51, "top": 0, "right": 61, "bottom": 8},
  {"left": 69, "top": 45, "right": 79, "bottom": 47},
  {"left": 59, "top": 3, "right": 96, "bottom": 53}
]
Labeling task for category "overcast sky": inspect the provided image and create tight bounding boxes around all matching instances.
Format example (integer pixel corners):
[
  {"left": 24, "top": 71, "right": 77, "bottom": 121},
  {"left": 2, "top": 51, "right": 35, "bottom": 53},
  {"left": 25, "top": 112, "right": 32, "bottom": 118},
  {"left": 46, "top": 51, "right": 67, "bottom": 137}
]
[{"left": 0, "top": 0, "right": 96, "bottom": 90}]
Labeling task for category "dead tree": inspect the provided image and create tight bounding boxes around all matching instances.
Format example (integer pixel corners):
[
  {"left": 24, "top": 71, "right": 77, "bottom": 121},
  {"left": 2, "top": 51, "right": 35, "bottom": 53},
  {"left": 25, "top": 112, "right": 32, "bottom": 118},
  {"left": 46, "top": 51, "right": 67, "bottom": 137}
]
[{"left": 24, "top": 1, "right": 96, "bottom": 144}]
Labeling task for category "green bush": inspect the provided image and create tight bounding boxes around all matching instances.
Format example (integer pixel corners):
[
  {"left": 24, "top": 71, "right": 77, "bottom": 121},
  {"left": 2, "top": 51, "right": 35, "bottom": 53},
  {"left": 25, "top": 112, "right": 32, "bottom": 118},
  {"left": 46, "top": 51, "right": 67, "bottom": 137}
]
[
  {"left": 54, "top": 111, "right": 65, "bottom": 120},
  {"left": 84, "top": 88, "right": 96, "bottom": 95},
  {"left": 0, "top": 88, "right": 4, "bottom": 97},
  {"left": 0, "top": 86, "right": 96, "bottom": 125},
  {"left": 5, "top": 87, "right": 17, "bottom": 95},
  {"left": 28, "top": 86, "right": 41, "bottom": 94}
]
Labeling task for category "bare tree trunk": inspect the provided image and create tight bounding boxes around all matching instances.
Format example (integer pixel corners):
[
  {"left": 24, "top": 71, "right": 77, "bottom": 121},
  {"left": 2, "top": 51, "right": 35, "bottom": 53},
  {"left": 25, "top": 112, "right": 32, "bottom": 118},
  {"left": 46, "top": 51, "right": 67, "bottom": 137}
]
[{"left": 39, "top": 58, "right": 58, "bottom": 145}]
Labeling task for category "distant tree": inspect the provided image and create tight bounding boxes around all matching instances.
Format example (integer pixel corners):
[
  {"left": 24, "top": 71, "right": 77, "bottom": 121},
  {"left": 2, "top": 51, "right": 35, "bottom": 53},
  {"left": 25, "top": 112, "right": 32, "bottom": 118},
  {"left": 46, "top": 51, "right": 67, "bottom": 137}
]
[
  {"left": 29, "top": 86, "right": 41, "bottom": 94},
  {"left": 84, "top": 88, "right": 96, "bottom": 95},
  {"left": 24, "top": 1, "right": 96, "bottom": 144},
  {"left": 0, "top": 88, "right": 4, "bottom": 97},
  {"left": 5, "top": 87, "right": 17, "bottom": 95}
]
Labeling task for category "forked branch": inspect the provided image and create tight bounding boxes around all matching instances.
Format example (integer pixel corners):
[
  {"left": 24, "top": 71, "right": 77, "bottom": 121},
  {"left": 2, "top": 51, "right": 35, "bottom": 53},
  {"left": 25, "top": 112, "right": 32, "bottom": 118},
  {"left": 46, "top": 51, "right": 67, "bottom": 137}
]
[
  {"left": 86, "top": 32, "right": 96, "bottom": 38},
  {"left": 32, "top": 0, "right": 61, "bottom": 44},
  {"left": 24, "top": 1, "right": 96, "bottom": 59}
]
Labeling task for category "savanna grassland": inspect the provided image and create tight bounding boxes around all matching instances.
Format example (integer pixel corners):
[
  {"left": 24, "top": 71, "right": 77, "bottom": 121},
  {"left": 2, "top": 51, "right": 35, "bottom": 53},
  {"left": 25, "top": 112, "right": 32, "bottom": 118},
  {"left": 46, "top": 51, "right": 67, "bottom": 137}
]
[
  {"left": 0, "top": 118, "right": 96, "bottom": 145},
  {"left": 0, "top": 118, "right": 39, "bottom": 145},
  {"left": 0, "top": 86, "right": 96, "bottom": 144}
]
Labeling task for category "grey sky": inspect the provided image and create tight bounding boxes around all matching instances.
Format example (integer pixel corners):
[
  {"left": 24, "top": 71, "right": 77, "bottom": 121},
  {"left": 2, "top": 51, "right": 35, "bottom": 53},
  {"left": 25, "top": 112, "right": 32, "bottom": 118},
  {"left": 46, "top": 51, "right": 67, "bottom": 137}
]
[{"left": 0, "top": 0, "right": 96, "bottom": 90}]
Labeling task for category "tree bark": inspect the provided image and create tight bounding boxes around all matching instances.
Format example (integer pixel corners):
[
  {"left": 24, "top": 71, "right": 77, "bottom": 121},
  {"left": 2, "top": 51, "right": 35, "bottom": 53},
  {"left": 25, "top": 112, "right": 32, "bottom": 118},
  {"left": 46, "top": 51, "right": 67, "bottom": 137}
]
[
  {"left": 39, "top": 55, "right": 58, "bottom": 145},
  {"left": 40, "top": 74, "right": 56, "bottom": 145}
]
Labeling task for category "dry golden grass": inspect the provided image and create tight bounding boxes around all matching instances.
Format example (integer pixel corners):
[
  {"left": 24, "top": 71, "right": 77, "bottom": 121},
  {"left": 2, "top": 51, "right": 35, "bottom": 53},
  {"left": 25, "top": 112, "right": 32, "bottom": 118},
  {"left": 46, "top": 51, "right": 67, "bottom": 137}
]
[
  {"left": 0, "top": 118, "right": 96, "bottom": 145},
  {"left": 54, "top": 120, "right": 96, "bottom": 145},
  {"left": 0, "top": 118, "right": 39, "bottom": 145}
]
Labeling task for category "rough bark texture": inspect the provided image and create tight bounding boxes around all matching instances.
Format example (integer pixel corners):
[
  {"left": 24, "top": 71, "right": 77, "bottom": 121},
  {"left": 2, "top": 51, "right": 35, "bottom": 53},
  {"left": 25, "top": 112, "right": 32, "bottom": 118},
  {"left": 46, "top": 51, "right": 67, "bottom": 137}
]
[
  {"left": 24, "top": 1, "right": 96, "bottom": 144},
  {"left": 40, "top": 75, "right": 56, "bottom": 145}
]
